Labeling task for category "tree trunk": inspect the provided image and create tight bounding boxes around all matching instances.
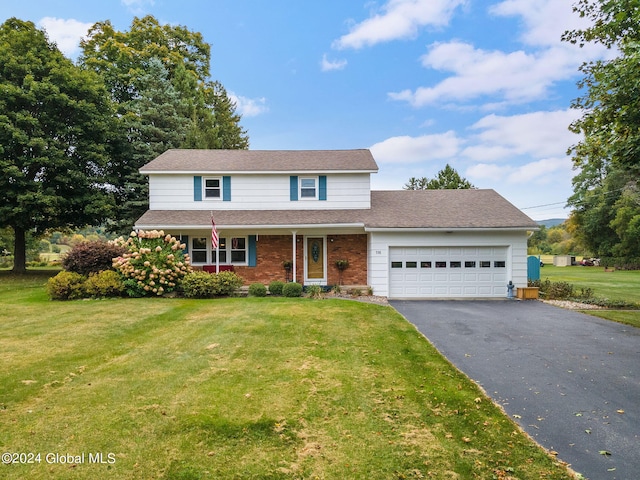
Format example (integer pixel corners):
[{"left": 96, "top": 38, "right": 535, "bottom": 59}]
[{"left": 12, "top": 226, "right": 27, "bottom": 273}]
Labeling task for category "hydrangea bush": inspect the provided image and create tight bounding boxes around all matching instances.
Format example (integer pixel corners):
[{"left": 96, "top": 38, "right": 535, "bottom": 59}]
[{"left": 112, "top": 230, "right": 192, "bottom": 297}]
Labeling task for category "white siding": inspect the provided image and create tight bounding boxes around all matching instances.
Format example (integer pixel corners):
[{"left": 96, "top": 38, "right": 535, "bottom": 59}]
[
  {"left": 148, "top": 173, "right": 371, "bottom": 210},
  {"left": 369, "top": 230, "right": 529, "bottom": 298}
]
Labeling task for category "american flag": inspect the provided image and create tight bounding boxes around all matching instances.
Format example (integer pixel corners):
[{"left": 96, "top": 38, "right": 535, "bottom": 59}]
[{"left": 211, "top": 214, "right": 218, "bottom": 249}]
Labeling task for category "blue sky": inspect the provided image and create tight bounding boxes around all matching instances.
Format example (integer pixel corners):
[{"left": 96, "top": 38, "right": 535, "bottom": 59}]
[{"left": 2, "top": 0, "right": 611, "bottom": 220}]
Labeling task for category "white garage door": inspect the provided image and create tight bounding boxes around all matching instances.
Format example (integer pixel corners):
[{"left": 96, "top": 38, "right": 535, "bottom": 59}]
[{"left": 389, "top": 247, "right": 508, "bottom": 298}]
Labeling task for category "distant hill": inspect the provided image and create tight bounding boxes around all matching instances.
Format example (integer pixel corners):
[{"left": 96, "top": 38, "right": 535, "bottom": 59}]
[{"left": 537, "top": 218, "right": 567, "bottom": 228}]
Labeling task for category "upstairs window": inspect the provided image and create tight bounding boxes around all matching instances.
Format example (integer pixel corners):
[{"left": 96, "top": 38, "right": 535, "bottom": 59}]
[
  {"left": 300, "top": 177, "right": 317, "bottom": 199},
  {"left": 204, "top": 177, "right": 221, "bottom": 199}
]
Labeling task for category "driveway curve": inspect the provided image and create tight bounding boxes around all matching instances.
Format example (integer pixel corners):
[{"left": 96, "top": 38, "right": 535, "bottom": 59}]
[{"left": 390, "top": 300, "right": 640, "bottom": 480}]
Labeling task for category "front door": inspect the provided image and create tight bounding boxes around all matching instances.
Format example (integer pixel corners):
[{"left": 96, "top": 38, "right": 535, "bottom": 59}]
[{"left": 305, "top": 237, "right": 326, "bottom": 284}]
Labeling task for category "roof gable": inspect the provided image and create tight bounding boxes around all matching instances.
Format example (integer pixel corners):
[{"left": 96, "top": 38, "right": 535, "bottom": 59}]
[{"left": 139, "top": 149, "right": 379, "bottom": 174}]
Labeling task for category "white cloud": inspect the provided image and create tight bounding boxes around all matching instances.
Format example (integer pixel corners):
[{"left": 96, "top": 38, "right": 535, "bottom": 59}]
[
  {"left": 37, "top": 17, "right": 93, "bottom": 58},
  {"left": 370, "top": 131, "right": 461, "bottom": 164},
  {"left": 320, "top": 54, "right": 348, "bottom": 72},
  {"left": 506, "top": 157, "right": 572, "bottom": 184},
  {"left": 121, "top": 0, "right": 155, "bottom": 14},
  {"left": 466, "top": 110, "right": 580, "bottom": 160},
  {"left": 228, "top": 93, "right": 269, "bottom": 118},
  {"left": 490, "top": 0, "right": 587, "bottom": 48},
  {"left": 333, "top": 0, "right": 466, "bottom": 50},
  {"left": 389, "top": 41, "right": 580, "bottom": 107},
  {"left": 466, "top": 157, "right": 572, "bottom": 186}
]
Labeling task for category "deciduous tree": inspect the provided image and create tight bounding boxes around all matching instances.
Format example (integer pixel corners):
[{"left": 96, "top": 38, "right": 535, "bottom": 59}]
[
  {"left": 404, "top": 164, "right": 475, "bottom": 190},
  {"left": 0, "top": 18, "right": 114, "bottom": 272},
  {"left": 564, "top": 0, "right": 640, "bottom": 256}
]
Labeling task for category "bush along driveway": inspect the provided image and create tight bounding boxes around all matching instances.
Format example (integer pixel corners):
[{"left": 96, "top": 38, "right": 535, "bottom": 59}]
[{"left": 391, "top": 299, "right": 640, "bottom": 480}]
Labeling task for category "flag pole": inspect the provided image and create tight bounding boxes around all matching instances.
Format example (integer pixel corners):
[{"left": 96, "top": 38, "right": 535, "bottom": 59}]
[{"left": 211, "top": 212, "right": 219, "bottom": 274}]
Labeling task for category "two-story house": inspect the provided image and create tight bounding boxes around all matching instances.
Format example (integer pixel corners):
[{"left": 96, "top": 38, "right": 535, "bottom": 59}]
[{"left": 135, "top": 149, "right": 538, "bottom": 298}]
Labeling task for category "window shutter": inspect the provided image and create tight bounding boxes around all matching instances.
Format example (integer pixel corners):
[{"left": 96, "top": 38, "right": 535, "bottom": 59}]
[
  {"left": 194, "top": 176, "right": 202, "bottom": 201},
  {"left": 319, "top": 175, "right": 327, "bottom": 201},
  {"left": 181, "top": 236, "right": 189, "bottom": 254},
  {"left": 290, "top": 176, "right": 298, "bottom": 201},
  {"left": 223, "top": 176, "right": 231, "bottom": 201},
  {"left": 248, "top": 235, "right": 257, "bottom": 267}
]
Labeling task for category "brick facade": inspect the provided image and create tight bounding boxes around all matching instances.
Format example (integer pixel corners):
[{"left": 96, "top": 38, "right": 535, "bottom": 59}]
[{"left": 233, "top": 234, "right": 368, "bottom": 286}]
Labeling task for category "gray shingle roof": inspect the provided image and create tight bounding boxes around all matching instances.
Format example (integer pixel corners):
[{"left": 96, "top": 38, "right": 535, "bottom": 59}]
[
  {"left": 135, "top": 190, "right": 538, "bottom": 230},
  {"left": 139, "top": 149, "right": 379, "bottom": 173}
]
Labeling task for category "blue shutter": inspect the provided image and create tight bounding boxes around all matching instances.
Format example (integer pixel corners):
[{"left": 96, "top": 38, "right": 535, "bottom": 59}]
[
  {"left": 319, "top": 175, "right": 327, "bottom": 201},
  {"left": 223, "top": 176, "right": 231, "bottom": 201},
  {"left": 290, "top": 176, "right": 298, "bottom": 201},
  {"left": 194, "top": 176, "right": 202, "bottom": 201},
  {"left": 248, "top": 235, "right": 257, "bottom": 267},
  {"left": 181, "top": 236, "right": 189, "bottom": 254}
]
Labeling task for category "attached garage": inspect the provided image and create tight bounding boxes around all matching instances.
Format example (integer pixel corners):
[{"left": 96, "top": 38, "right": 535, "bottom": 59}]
[{"left": 388, "top": 246, "right": 508, "bottom": 298}]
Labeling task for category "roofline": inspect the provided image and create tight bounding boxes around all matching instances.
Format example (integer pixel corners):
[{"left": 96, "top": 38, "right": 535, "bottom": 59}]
[
  {"left": 139, "top": 169, "right": 378, "bottom": 175},
  {"left": 134, "top": 223, "right": 367, "bottom": 230},
  {"left": 364, "top": 226, "right": 538, "bottom": 232}
]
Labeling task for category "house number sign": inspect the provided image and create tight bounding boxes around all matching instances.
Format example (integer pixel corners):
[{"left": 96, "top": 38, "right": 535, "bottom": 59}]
[{"left": 311, "top": 241, "right": 320, "bottom": 262}]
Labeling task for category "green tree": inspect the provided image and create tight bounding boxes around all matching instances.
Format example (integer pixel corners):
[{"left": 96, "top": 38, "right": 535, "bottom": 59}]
[
  {"left": 110, "top": 58, "right": 192, "bottom": 233},
  {"left": 79, "top": 15, "right": 249, "bottom": 233},
  {"left": 404, "top": 164, "right": 475, "bottom": 190},
  {"left": 0, "top": 18, "right": 114, "bottom": 272},
  {"left": 564, "top": 0, "right": 640, "bottom": 256}
]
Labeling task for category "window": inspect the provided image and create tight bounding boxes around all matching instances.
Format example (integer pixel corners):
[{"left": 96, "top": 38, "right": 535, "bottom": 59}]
[
  {"left": 391, "top": 261, "right": 403, "bottom": 268},
  {"left": 231, "top": 237, "right": 246, "bottom": 263},
  {"left": 191, "top": 237, "right": 207, "bottom": 263},
  {"left": 212, "top": 237, "right": 227, "bottom": 263},
  {"left": 300, "top": 177, "right": 317, "bottom": 199},
  {"left": 435, "top": 261, "right": 447, "bottom": 268},
  {"left": 421, "top": 261, "right": 432, "bottom": 268},
  {"left": 465, "top": 261, "right": 476, "bottom": 268},
  {"left": 494, "top": 261, "right": 506, "bottom": 268},
  {"left": 204, "top": 177, "right": 221, "bottom": 199},
  {"left": 406, "top": 261, "right": 417, "bottom": 268},
  {"left": 450, "top": 261, "right": 461, "bottom": 268},
  {"left": 480, "top": 261, "right": 491, "bottom": 268}
]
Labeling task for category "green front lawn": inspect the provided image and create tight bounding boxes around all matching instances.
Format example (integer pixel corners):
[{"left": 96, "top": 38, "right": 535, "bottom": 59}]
[
  {"left": 538, "top": 266, "right": 640, "bottom": 327},
  {"left": 539, "top": 265, "right": 640, "bottom": 303},
  {"left": 0, "top": 273, "right": 575, "bottom": 479}
]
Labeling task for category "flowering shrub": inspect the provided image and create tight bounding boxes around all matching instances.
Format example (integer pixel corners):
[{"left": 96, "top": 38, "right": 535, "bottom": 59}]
[{"left": 112, "top": 230, "right": 191, "bottom": 297}]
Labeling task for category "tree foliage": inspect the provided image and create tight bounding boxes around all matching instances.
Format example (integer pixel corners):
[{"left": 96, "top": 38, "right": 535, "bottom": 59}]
[
  {"left": 564, "top": 0, "right": 640, "bottom": 256},
  {"left": 404, "top": 164, "right": 475, "bottom": 190},
  {"left": 0, "top": 18, "right": 115, "bottom": 272},
  {"left": 79, "top": 15, "right": 249, "bottom": 233}
]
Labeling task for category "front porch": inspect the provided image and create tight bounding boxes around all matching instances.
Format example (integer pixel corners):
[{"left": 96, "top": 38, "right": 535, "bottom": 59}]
[{"left": 185, "top": 233, "right": 368, "bottom": 286}]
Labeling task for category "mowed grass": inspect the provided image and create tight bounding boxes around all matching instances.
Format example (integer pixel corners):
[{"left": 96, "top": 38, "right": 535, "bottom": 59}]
[
  {"left": 539, "top": 265, "right": 640, "bottom": 327},
  {"left": 0, "top": 273, "right": 574, "bottom": 479}
]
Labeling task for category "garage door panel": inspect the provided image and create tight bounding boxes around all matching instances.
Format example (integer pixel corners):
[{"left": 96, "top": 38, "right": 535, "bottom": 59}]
[{"left": 389, "top": 246, "right": 508, "bottom": 298}]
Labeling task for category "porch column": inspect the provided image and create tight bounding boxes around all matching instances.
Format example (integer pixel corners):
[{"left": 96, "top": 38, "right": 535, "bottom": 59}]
[{"left": 292, "top": 231, "right": 297, "bottom": 283}]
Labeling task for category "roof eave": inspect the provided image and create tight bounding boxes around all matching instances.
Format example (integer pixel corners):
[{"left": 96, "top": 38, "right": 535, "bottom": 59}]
[
  {"left": 364, "top": 226, "right": 538, "bottom": 232},
  {"left": 139, "top": 169, "right": 378, "bottom": 175}
]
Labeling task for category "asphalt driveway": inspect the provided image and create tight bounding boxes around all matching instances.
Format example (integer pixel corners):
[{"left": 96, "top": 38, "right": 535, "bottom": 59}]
[{"left": 390, "top": 300, "right": 640, "bottom": 480}]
